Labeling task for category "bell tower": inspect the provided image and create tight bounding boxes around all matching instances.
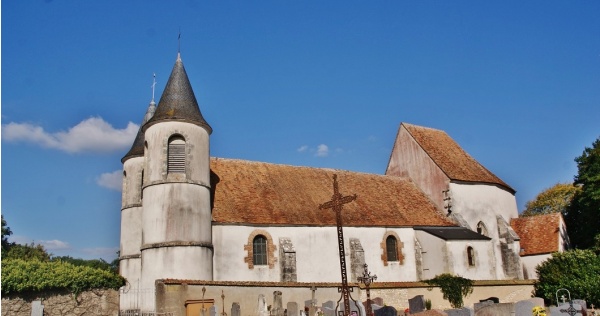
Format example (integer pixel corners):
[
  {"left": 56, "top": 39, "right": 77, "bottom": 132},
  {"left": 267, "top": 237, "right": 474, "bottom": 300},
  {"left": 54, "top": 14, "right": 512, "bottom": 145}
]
[{"left": 138, "top": 53, "right": 213, "bottom": 295}]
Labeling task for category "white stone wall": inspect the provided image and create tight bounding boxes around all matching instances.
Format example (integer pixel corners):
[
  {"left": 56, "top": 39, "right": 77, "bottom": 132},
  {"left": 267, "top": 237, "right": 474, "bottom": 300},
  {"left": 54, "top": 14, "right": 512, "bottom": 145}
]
[
  {"left": 445, "top": 240, "right": 496, "bottom": 280},
  {"left": 414, "top": 230, "right": 448, "bottom": 280},
  {"left": 212, "top": 225, "right": 419, "bottom": 282},
  {"left": 449, "top": 182, "right": 519, "bottom": 279},
  {"left": 521, "top": 254, "right": 551, "bottom": 279},
  {"left": 449, "top": 182, "right": 518, "bottom": 228}
]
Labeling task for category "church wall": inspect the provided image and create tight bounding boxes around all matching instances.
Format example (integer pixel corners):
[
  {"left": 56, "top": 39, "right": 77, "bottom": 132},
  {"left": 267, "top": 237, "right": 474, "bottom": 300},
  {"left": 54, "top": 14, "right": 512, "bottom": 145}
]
[
  {"left": 385, "top": 125, "right": 449, "bottom": 211},
  {"left": 445, "top": 240, "right": 496, "bottom": 280},
  {"left": 212, "top": 225, "right": 420, "bottom": 283},
  {"left": 414, "top": 231, "right": 448, "bottom": 280},
  {"left": 449, "top": 182, "right": 520, "bottom": 280},
  {"left": 140, "top": 246, "right": 213, "bottom": 292},
  {"left": 520, "top": 254, "right": 551, "bottom": 279},
  {"left": 142, "top": 184, "right": 212, "bottom": 244},
  {"left": 120, "top": 157, "right": 144, "bottom": 290}
]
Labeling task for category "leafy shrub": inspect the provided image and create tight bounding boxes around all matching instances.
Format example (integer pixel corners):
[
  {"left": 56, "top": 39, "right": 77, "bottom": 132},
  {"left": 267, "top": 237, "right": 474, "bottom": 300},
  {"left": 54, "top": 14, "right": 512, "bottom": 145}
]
[
  {"left": 534, "top": 249, "right": 600, "bottom": 305},
  {"left": 1, "top": 258, "right": 125, "bottom": 296},
  {"left": 425, "top": 273, "right": 473, "bottom": 308}
]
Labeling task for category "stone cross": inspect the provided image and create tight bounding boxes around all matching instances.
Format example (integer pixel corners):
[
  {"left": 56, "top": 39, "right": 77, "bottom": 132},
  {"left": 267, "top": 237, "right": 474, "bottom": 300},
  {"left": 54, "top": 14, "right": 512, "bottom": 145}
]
[
  {"left": 319, "top": 174, "right": 357, "bottom": 316},
  {"left": 357, "top": 264, "right": 377, "bottom": 316}
]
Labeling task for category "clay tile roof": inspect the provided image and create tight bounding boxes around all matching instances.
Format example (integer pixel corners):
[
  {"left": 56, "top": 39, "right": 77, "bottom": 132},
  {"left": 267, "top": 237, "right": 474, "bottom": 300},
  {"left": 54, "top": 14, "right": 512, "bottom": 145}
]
[
  {"left": 210, "top": 158, "right": 456, "bottom": 227},
  {"left": 402, "top": 123, "right": 514, "bottom": 193},
  {"left": 511, "top": 213, "right": 562, "bottom": 256}
]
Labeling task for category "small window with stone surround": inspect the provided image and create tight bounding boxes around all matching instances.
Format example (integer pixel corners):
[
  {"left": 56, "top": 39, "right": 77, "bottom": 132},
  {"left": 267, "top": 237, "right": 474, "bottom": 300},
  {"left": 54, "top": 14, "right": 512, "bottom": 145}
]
[
  {"left": 244, "top": 230, "right": 277, "bottom": 269},
  {"left": 467, "top": 246, "right": 475, "bottom": 267},
  {"left": 380, "top": 231, "right": 404, "bottom": 266}
]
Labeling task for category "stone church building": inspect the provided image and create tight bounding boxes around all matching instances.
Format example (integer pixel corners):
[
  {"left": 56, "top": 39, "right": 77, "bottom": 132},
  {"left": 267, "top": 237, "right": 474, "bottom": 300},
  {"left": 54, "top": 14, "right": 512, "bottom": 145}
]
[{"left": 119, "top": 54, "right": 563, "bottom": 315}]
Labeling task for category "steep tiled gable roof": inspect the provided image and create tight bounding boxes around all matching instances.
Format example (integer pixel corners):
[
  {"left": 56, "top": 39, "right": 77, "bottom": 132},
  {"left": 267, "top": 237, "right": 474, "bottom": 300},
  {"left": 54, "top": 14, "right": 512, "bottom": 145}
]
[
  {"left": 511, "top": 213, "right": 562, "bottom": 256},
  {"left": 402, "top": 123, "right": 514, "bottom": 193},
  {"left": 210, "top": 158, "right": 456, "bottom": 227}
]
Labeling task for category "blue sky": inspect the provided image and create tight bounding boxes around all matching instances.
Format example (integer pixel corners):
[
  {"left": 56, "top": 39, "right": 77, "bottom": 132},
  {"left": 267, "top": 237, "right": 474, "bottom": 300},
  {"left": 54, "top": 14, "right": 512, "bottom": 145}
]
[{"left": 2, "top": 1, "right": 599, "bottom": 261}]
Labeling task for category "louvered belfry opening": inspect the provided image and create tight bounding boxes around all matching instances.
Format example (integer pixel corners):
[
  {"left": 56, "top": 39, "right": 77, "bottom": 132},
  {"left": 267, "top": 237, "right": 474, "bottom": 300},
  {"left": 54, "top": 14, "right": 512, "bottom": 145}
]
[{"left": 168, "top": 136, "right": 186, "bottom": 174}]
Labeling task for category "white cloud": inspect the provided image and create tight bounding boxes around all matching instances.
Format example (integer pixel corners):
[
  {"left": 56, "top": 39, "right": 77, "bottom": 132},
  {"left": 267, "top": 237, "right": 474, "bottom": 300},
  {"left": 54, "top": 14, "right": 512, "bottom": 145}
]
[
  {"left": 97, "top": 170, "right": 123, "bottom": 191},
  {"left": 297, "top": 145, "right": 308, "bottom": 152},
  {"left": 315, "top": 144, "right": 329, "bottom": 157},
  {"left": 1, "top": 117, "right": 138, "bottom": 153},
  {"left": 39, "top": 239, "right": 71, "bottom": 250}
]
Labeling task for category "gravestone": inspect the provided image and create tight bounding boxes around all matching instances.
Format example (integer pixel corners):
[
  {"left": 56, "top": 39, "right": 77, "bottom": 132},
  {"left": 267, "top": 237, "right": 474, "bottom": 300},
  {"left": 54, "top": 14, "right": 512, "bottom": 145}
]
[
  {"left": 473, "top": 300, "right": 494, "bottom": 313},
  {"left": 288, "top": 302, "right": 299, "bottom": 316},
  {"left": 572, "top": 300, "right": 587, "bottom": 315},
  {"left": 478, "top": 297, "right": 499, "bottom": 303},
  {"left": 322, "top": 301, "right": 336, "bottom": 316},
  {"left": 374, "top": 305, "right": 397, "bottom": 316},
  {"left": 514, "top": 298, "right": 545, "bottom": 316},
  {"left": 231, "top": 302, "right": 241, "bottom": 316},
  {"left": 210, "top": 305, "right": 218, "bottom": 316},
  {"left": 445, "top": 307, "right": 473, "bottom": 316},
  {"left": 338, "top": 299, "right": 365, "bottom": 316},
  {"left": 408, "top": 295, "right": 426, "bottom": 314},
  {"left": 473, "top": 302, "right": 514, "bottom": 315},
  {"left": 258, "top": 294, "right": 269, "bottom": 316},
  {"left": 273, "top": 291, "right": 284, "bottom": 316},
  {"left": 551, "top": 301, "right": 584, "bottom": 316},
  {"left": 371, "top": 297, "right": 384, "bottom": 307},
  {"left": 31, "top": 301, "right": 44, "bottom": 316}
]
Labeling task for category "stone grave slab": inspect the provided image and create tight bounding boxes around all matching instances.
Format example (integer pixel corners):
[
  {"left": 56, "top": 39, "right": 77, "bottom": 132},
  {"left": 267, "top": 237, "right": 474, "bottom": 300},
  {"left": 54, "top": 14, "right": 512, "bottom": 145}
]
[
  {"left": 408, "top": 295, "right": 426, "bottom": 314},
  {"left": 31, "top": 301, "right": 44, "bottom": 316},
  {"left": 231, "top": 302, "right": 241, "bottom": 316},
  {"left": 374, "top": 306, "right": 397, "bottom": 316},
  {"left": 514, "top": 298, "right": 545, "bottom": 316},
  {"left": 288, "top": 302, "right": 299, "bottom": 316},
  {"left": 444, "top": 307, "right": 473, "bottom": 316},
  {"left": 550, "top": 302, "right": 584, "bottom": 316}
]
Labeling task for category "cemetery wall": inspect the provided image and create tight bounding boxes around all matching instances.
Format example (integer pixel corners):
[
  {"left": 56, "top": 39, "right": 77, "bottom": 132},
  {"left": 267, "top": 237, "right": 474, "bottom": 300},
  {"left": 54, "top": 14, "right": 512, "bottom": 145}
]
[
  {"left": 156, "top": 279, "right": 535, "bottom": 316},
  {"left": 1, "top": 289, "right": 119, "bottom": 316}
]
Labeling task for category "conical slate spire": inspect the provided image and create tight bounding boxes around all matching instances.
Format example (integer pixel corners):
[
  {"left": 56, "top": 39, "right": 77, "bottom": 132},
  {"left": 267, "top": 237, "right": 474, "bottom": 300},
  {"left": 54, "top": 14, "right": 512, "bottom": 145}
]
[
  {"left": 144, "top": 54, "right": 212, "bottom": 134},
  {"left": 122, "top": 100, "right": 157, "bottom": 163}
]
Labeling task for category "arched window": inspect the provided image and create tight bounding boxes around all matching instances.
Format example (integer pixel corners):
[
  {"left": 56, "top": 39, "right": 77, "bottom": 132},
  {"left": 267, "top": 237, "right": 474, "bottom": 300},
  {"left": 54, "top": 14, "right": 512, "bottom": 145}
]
[
  {"left": 253, "top": 235, "right": 268, "bottom": 266},
  {"left": 467, "top": 246, "right": 475, "bottom": 266},
  {"left": 476, "top": 222, "right": 488, "bottom": 236},
  {"left": 386, "top": 236, "right": 398, "bottom": 262},
  {"left": 167, "top": 136, "right": 186, "bottom": 174}
]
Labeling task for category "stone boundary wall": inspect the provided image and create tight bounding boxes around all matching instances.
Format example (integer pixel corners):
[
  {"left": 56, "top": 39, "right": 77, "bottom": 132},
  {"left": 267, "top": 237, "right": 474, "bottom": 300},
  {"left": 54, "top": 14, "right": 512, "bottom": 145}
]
[
  {"left": 157, "top": 279, "right": 535, "bottom": 316},
  {"left": 1, "top": 289, "right": 119, "bottom": 316}
]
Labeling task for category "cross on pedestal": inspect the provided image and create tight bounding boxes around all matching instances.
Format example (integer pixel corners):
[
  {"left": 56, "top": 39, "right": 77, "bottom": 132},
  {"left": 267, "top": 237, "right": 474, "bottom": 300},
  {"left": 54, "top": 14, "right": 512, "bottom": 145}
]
[
  {"left": 319, "top": 174, "right": 357, "bottom": 316},
  {"left": 357, "top": 264, "right": 377, "bottom": 316}
]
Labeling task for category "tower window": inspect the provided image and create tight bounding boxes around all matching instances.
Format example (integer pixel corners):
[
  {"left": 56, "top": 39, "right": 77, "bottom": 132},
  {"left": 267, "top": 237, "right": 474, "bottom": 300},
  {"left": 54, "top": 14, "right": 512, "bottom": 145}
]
[
  {"left": 167, "top": 136, "right": 186, "bottom": 174},
  {"left": 253, "top": 235, "right": 268, "bottom": 266},
  {"left": 467, "top": 246, "right": 475, "bottom": 266},
  {"left": 386, "top": 236, "right": 398, "bottom": 262}
]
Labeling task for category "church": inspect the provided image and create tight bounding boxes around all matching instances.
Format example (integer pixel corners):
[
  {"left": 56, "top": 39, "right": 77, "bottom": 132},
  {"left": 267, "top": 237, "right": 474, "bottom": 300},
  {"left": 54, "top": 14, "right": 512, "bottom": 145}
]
[{"left": 118, "top": 53, "right": 566, "bottom": 315}]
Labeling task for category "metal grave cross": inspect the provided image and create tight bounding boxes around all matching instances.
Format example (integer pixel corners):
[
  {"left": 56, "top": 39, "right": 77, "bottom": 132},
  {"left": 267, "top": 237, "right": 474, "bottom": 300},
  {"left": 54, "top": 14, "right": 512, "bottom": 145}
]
[
  {"left": 319, "top": 174, "right": 357, "bottom": 316},
  {"left": 357, "top": 264, "right": 377, "bottom": 316}
]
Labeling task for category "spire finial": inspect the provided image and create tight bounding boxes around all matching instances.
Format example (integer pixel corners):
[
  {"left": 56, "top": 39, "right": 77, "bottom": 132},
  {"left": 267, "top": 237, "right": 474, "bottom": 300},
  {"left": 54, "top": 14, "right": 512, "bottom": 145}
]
[
  {"left": 151, "top": 73, "right": 157, "bottom": 103},
  {"left": 178, "top": 28, "right": 181, "bottom": 53}
]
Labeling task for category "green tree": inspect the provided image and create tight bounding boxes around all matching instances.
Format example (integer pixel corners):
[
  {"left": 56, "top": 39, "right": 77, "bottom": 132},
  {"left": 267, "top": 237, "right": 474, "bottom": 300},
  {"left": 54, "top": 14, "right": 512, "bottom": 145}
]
[
  {"left": 522, "top": 183, "right": 580, "bottom": 217},
  {"left": 533, "top": 249, "right": 600, "bottom": 305},
  {"left": 565, "top": 137, "right": 600, "bottom": 249},
  {"left": 4, "top": 243, "right": 51, "bottom": 261},
  {"left": 424, "top": 273, "right": 473, "bottom": 308},
  {"left": 1, "top": 215, "right": 13, "bottom": 254}
]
